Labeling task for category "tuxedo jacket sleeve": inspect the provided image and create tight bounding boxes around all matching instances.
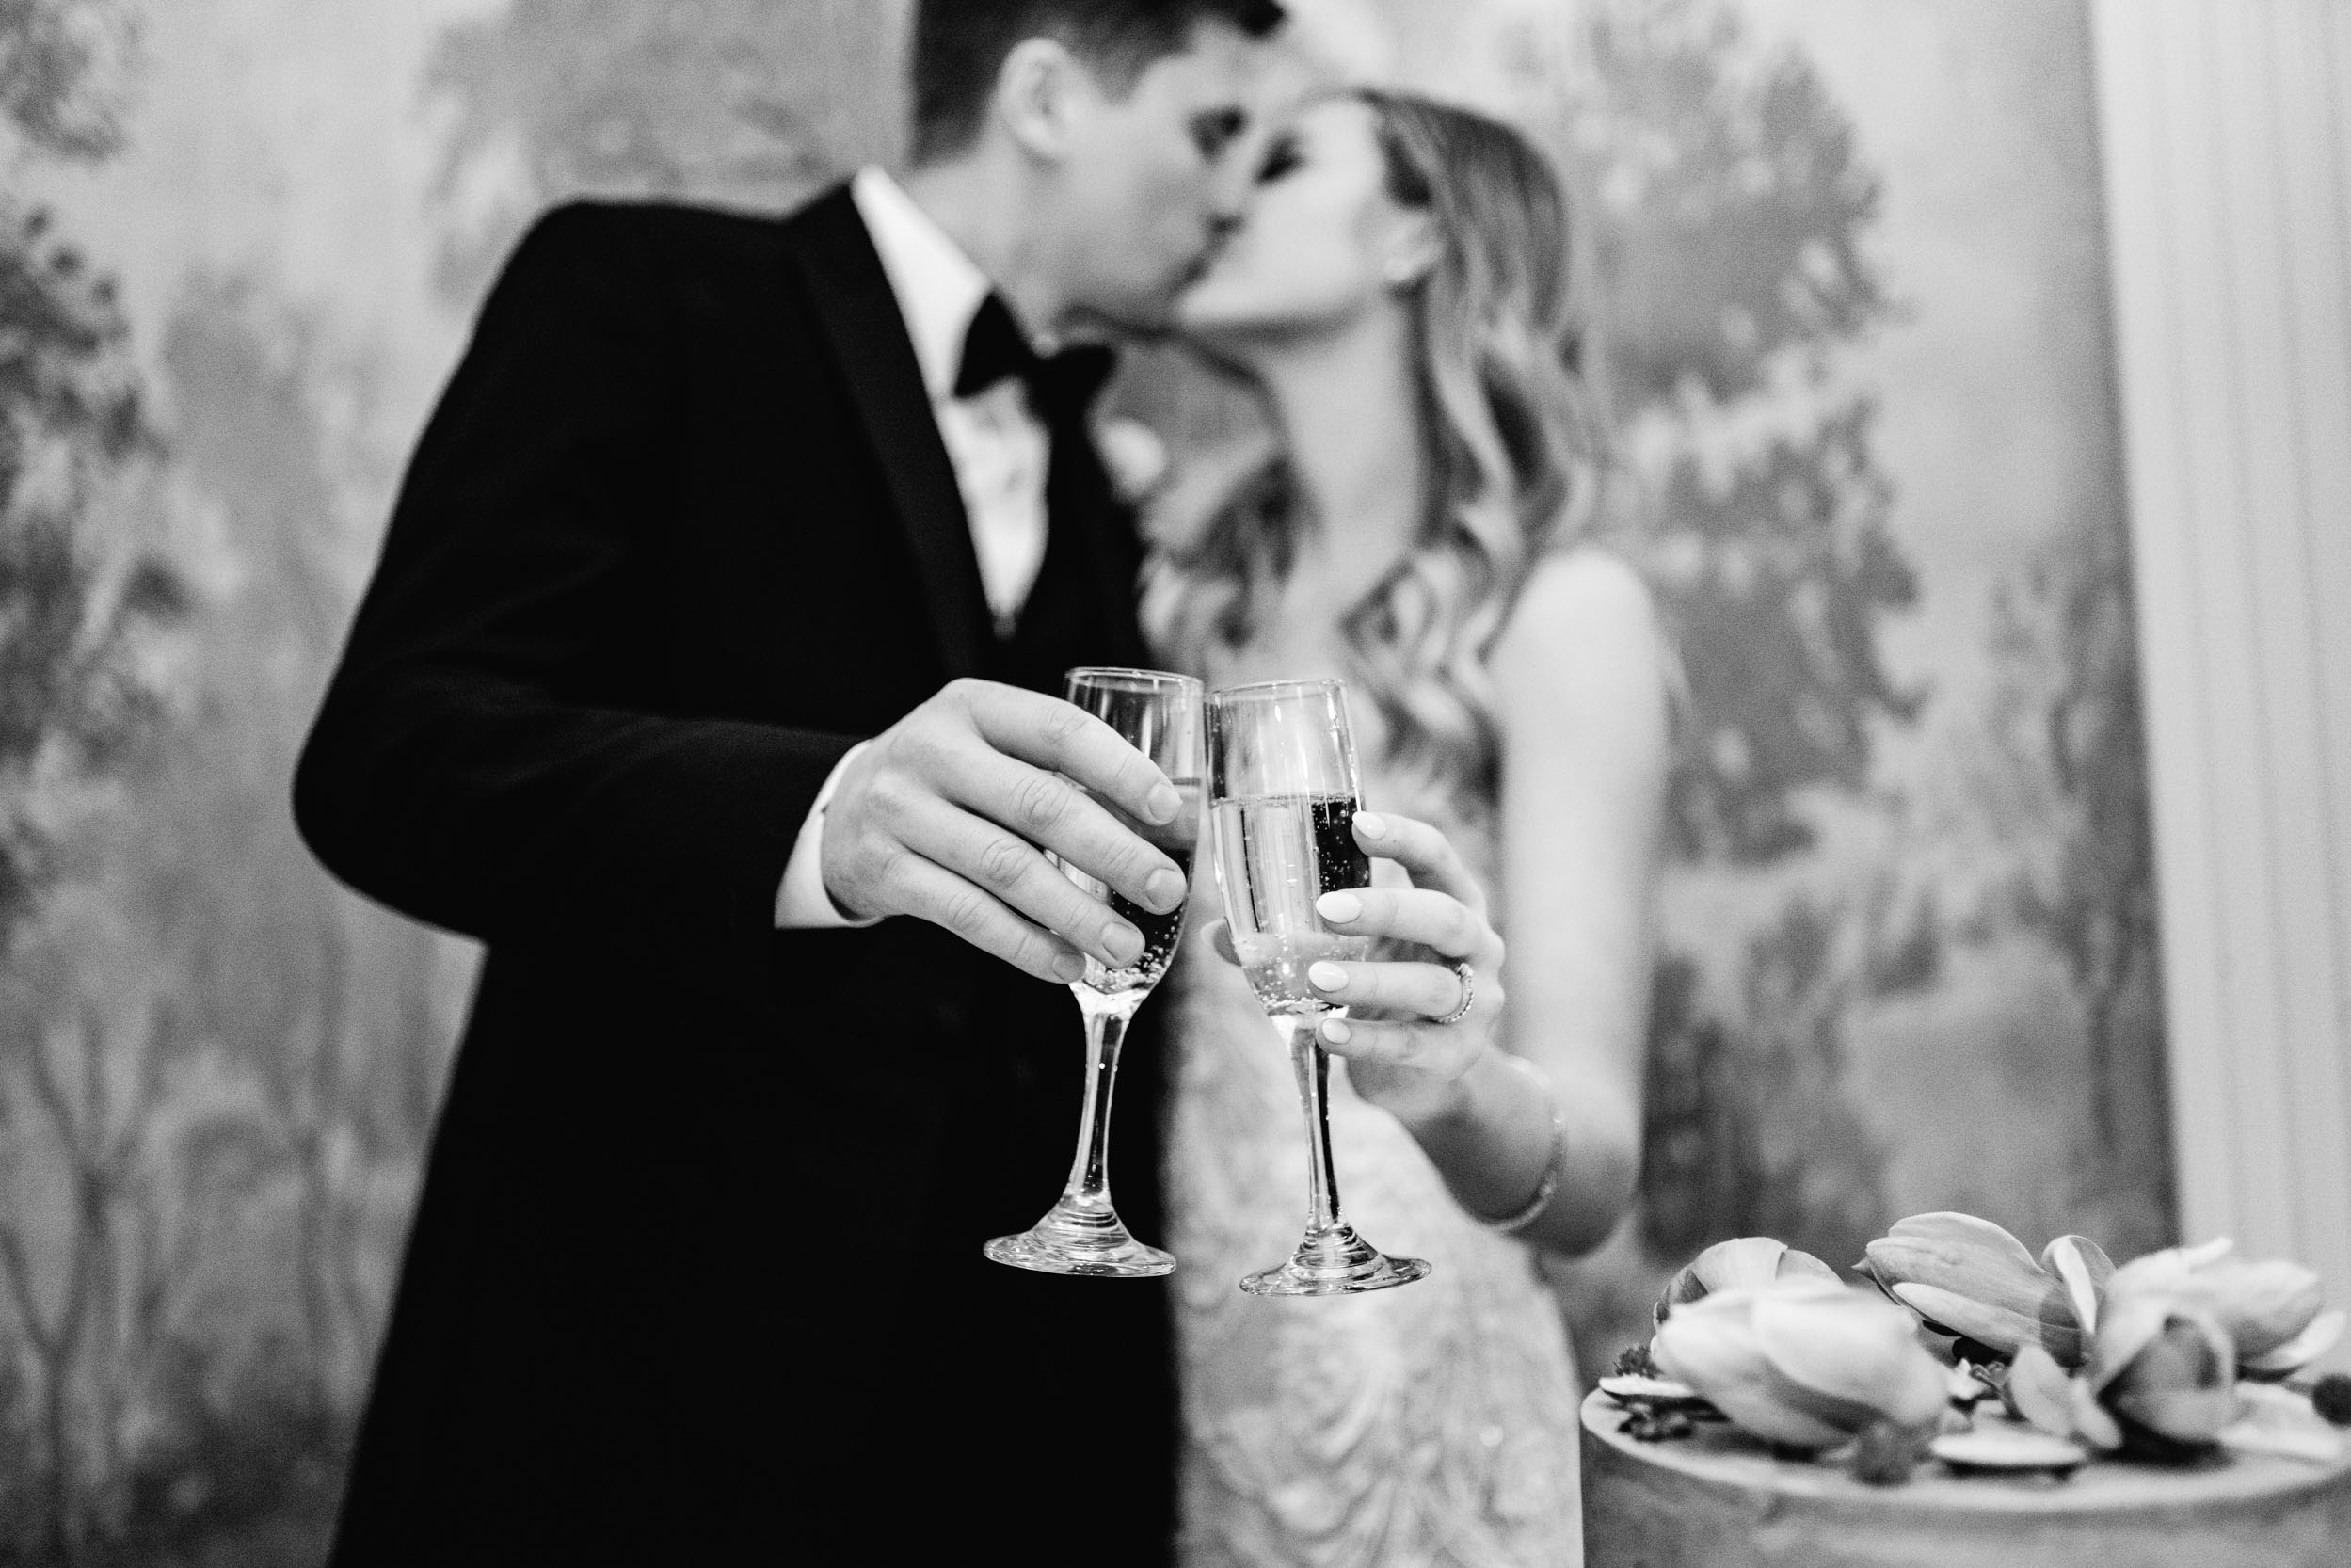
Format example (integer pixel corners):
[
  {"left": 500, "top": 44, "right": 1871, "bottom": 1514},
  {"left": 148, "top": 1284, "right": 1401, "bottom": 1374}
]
[{"left": 295, "top": 204, "right": 856, "bottom": 964}]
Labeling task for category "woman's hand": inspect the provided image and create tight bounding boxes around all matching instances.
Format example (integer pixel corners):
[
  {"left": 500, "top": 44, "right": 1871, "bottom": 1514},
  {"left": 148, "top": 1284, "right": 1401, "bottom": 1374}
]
[{"left": 1208, "top": 809, "right": 1505, "bottom": 1126}]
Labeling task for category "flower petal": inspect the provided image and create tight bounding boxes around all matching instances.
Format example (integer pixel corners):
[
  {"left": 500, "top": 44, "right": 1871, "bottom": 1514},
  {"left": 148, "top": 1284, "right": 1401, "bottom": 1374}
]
[
  {"left": 1875, "top": 1211, "right": 2041, "bottom": 1273},
  {"left": 2087, "top": 1289, "right": 2173, "bottom": 1392},
  {"left": 2106, "top": 1310, "right": 2239, "bottom": 1447},
  {"left": 1654, "top": 1288, "right": 1853, "bottom": 1449},
  {"left": 2108, "top": 1237, "right": 2235, "bottom": 1301},
  {"left": 1777, "top": 1247, "right": 1844, "bottom": 1287},
  {"left": 2241, "top": 1308, "right": 2346, "bottom": 1380},
  {"left": 1755, "top": 1286, "right": 1947, "bottom": 1431},
  {"left": 1658, "top": 1238, "right": 1799, "bottom": 1323},
  {"left": 2003, "top": 1343, "right": 2078, "bottom": 1439},
  {"left": 2200, "top": 1260, "right": 2323, "bottom": 1358},
  {"left": 2220, "top": 1383, "right": 2346, "bottom": 1464},
  {"left": 2115, "top": 1382, "right": 2240, "bottom": 1447},
  {"left": 2070, "top": 1374, "right": 2123, "bottom": 1449},
  {"left": 2040, "top": 1235, "right": 2115, "bottom": 1339},
  {"left": 1699, "top": 1237, "right": 1798, "bottom": 1293},
  {"left": 1866, "top": 1213, "right": 2082, "bottom": 1360},
  {"left": 1889, "top": 1281, "right": 2082, "bottom": 1363}
]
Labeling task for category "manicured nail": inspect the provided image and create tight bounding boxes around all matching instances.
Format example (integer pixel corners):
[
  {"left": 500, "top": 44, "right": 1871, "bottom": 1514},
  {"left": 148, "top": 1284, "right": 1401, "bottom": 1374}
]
[
  {"left": 1308, "top": 961, "right": 1348, "bottom": 992},
  {"left": 1316, "top": 891, "right": 1363, "bottom": 923},
  {"left": 1353, "top": 811, "right": 1387, "bottom": 840},
  {"left": 1146, "top": 867, "right": 1187, "bottom": 911},
  {"left": 1054, "top": 951, "right": 1088, "bottom": 983},
  {"left": 1146, "top": 782, "right": 1182, "bottom": 823},
  {"left": 1320, "top": 1016, "right": 1351, "bottom": 1045},
  {"left": 1106, "top": 921, "right": 1144, "bottom": 966}
]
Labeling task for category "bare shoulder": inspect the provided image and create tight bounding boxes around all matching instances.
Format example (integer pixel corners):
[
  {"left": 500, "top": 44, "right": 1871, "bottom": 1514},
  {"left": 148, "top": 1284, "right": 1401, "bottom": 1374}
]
[{"left": 1490, "top": 546, "right": 1666, "bottom": 705}]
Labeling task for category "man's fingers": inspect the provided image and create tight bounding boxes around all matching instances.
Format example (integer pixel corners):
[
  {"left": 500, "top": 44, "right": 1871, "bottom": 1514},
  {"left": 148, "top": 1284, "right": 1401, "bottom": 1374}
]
[
  {"left": 1202, "top": 919, "right": 1241, "bottom": 967},
  {"left": 966, "top": 684, "right": 1185, "bottom": 828},
  {"left": 894, "top": 794, "right": 1146, "bottom": 969},
  {"left": 879, "top": 851, "right": 1088, "bottom": 984},
  {"left": 1351, "top": 811, "right": 1481, "bottom": 910},
  {"left": 943, "top": 745, "right": 1187, "bottom": 917},
  {"left": 1309, "top": 887, "right": 1495, "bottom": 963}
]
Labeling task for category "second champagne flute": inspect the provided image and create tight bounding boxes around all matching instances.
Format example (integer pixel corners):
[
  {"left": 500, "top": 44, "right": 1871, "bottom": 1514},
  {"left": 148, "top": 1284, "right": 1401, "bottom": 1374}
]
[
  {"left": 1207, "top": 678, "right": 1430, "bottom": 1296},
  {"left": 984, "top": 667, "right": 1203, "bottom": 1277}
]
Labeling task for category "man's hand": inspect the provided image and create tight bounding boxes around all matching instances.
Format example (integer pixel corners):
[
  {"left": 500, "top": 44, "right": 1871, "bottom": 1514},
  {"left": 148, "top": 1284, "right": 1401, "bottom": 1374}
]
[{"left": 821, "top": 679, "right": 1189, "bottom": 983}]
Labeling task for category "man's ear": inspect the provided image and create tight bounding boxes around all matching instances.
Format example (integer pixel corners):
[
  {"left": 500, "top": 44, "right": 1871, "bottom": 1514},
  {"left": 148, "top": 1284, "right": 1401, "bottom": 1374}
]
[
  {"left": 993, "top": 37, "right": 1085, "bottom": 163},
  {"left": 1381, "top": 210, "right": 1443, "bottom": 291}
]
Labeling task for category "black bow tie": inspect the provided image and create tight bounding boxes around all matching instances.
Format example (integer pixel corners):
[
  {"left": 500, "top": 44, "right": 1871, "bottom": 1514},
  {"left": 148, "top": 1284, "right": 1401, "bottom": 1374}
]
[{"left": 952, "top": 293, "right": 1117, "bottom": 415}]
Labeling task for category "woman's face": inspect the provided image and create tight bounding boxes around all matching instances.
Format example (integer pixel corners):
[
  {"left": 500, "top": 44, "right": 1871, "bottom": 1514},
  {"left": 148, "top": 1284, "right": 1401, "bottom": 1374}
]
[{"left": 1175, "top": 96, "right": 1425, "bottom": 351}]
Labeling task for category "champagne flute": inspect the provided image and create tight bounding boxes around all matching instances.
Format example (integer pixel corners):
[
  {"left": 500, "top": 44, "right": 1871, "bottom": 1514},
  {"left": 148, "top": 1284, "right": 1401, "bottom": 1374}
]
[
  {"left": 984, "top": 667, "right": 1203, "bottom": 1277},
  {"left": 1206, "top": 679, "right": 1431, "bottom": 1297}
]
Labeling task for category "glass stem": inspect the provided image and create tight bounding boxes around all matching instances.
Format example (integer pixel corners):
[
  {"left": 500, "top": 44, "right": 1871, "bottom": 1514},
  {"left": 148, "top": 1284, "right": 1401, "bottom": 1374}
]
[
  {"left": 1284, "top": 1013, "right": 1348, "bottom": 1236},
  {"left": 1063, "top": 993, "right": 1136, "bottom": 1212}
]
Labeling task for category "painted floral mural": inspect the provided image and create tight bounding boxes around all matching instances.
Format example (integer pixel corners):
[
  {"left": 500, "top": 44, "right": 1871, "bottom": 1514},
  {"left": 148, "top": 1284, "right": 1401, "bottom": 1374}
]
[{"left": 0, "top": 1, "right": 2167, "bottom": 1560}]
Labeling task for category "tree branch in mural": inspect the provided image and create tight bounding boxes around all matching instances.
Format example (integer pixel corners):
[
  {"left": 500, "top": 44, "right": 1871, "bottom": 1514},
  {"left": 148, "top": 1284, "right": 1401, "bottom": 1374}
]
[
  {"left": 0, "top": 6, "right": 199, "bottom": 1556},
  {"left": 427, "top": 0, "right": 904, "bottom": 303},
  {"left": 1576, "top": 0, "right": 1919, "bottom": 864},
  {"left": 1567, "top": 0, "right": 1915, "bottom": 1268},
  {"left": 0, "top": 194, "right": 175, "bottom": 952}
]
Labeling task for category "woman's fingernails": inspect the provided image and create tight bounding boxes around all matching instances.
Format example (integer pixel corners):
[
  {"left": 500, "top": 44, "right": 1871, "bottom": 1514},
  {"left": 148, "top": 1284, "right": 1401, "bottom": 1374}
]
[
  {"left": 1146, "top": 867, "right": 1187, "bottom": 910},
  {"left": 1353, "top": 811, "right": 1387, "bottom": 840},
  {"left": 1054, "top": 951, "right": 1088, "bottom": 983},
  {"left": 1146, "top": 782, "right": 1182, "bottom": 823},
  {"left": 1107, "top": 921, "right": 1144, "bottom": 965},
  {"left": 1308, "top": 961, "right": 1349, "bottom": 992},
  {"left": 1320, "top": 1017, "right": 1352, "bottom": 1045},
  {"left": 1316, "top": 891, "right": 1363, "bottom": 923}
]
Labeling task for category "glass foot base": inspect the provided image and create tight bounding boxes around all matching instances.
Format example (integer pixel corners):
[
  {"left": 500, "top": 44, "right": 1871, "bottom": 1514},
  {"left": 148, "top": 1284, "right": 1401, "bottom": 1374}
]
[
  {"left": 1239, "top": 1224, "right": 1431, "bottom": 1297},
  {"left": 984, "top": 1203, "right": 1174, "bottom": 1278}
]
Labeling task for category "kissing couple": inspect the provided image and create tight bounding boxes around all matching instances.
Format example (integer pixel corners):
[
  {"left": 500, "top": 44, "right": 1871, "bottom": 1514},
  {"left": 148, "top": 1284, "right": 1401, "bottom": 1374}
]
[{"left": 296, "top": 2, "right": 1670, "bottom": 1564}]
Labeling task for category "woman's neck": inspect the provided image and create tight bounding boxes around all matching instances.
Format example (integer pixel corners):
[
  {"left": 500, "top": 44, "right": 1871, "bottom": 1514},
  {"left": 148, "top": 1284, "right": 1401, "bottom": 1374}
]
[{"left": 1252, "top": 312, "right": 1426, "bottom": 607}]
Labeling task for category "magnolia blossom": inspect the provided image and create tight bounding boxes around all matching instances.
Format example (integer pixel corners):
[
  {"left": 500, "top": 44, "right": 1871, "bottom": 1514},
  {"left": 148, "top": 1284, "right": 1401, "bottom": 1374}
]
[
  {"left": 1652, "top": 1278, "right": 1947, "bottom": 1451},
  {"left": 2086, "top": 1291, "right": 2241, "bottom": 1447},
  {"left": 1998, "top": 1238, "right": 2345, "bottom": 1463},
  {"left": 2102, "top": 1239, "right": 2343, "bottom": 1377},
  {"left": 1859, "top": 1212, "right": 2112, "bottom": 1365}
]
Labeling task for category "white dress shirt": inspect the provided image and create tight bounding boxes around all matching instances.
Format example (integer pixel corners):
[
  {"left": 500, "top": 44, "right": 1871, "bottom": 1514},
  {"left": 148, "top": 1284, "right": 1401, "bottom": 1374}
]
[{"left": 773, "top": 168, "right": 1056, "bottom": 928}]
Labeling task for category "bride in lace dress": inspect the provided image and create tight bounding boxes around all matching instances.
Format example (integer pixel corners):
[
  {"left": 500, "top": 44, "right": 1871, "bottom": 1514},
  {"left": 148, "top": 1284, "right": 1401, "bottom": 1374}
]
[{"left": 1144, "top": 90, "right": 1672, "bottom": 1566}]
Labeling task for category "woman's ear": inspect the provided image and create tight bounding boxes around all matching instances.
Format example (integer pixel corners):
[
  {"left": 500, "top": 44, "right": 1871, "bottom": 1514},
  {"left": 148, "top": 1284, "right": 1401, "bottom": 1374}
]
[
  {"left": 1381, "top": 210, "right": 1442, "bottom": 290},
  {"left": 995, "top": 37, "right": 1083, "bottom": 163}
]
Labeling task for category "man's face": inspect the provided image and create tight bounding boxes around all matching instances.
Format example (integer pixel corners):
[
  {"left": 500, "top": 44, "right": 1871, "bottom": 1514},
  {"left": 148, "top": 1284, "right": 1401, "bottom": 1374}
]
[{"left": 1050, "top": 22, "right": 1271, "bottom": 334}]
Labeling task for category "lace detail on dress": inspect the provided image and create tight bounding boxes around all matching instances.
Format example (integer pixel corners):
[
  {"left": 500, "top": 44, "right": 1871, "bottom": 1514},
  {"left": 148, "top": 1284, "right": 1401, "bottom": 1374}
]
[{"left": 1165, "top": 780, "right": 1582, "bottom": 1568}]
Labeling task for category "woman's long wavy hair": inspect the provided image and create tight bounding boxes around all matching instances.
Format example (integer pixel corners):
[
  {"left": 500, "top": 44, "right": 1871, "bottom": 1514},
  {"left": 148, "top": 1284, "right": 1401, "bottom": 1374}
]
[{"left": 1146, "top": 88, "right": 1608, "bottom": 809}]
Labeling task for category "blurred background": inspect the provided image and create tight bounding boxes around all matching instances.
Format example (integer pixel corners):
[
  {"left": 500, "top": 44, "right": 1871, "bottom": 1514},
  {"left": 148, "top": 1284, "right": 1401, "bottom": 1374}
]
[{"left": 0, "top": 0, "right": 2343, "bottom": 1561}]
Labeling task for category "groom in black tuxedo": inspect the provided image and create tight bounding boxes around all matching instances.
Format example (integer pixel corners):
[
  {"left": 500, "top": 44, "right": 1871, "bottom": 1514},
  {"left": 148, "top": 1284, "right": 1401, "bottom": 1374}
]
[{"left": 295, "top": 3, "right": 1285, "bottom": 1561}]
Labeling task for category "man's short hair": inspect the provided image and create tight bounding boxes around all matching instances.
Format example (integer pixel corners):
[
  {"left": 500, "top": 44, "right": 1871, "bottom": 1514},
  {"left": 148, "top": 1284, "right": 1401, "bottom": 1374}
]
[{"left": 908, "top": 0, "right": 1287, "bottom": 165}]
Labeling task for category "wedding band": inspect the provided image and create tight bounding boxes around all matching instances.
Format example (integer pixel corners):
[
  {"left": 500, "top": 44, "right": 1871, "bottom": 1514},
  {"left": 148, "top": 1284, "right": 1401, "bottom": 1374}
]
[{"left": 1433, "top": 960, "right": 1476, "bottom": 1026}]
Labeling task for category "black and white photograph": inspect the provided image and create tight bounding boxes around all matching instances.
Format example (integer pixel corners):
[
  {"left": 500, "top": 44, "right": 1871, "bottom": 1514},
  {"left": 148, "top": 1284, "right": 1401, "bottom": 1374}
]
[{"left": 0, "top": 0, "right": 2345, "bottom": 1562}]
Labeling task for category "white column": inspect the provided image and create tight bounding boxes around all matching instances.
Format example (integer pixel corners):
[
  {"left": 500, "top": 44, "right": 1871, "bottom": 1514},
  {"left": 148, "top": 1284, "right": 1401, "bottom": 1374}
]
[{"left": 2091, "top": 0, "right": 2351, "bottom": 1368}]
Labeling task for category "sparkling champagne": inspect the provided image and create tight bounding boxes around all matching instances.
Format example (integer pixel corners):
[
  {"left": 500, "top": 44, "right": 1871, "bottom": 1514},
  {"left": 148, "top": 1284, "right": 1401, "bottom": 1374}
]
[
  {"left": 1210, "top": 792, "right": 1370, "bottom": 1014},
  {"left": 1056, "top": 779, "right": 1201, "bottom": 999}
]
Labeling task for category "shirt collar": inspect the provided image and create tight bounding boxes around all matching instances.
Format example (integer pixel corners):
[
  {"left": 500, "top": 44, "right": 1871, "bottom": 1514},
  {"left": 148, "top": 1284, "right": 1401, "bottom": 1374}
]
[{"left": 851, "top": 166, "right": 998, "bottom": 404}]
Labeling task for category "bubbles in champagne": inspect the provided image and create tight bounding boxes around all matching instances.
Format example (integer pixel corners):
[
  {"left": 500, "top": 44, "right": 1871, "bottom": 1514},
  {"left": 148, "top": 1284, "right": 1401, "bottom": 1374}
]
[
  {"left": 1210, "top": 793, "right": 1370, "bottom": 1015},
  {"left": 1057, "top": 779, "right": 1201, "bottom": 1000}
]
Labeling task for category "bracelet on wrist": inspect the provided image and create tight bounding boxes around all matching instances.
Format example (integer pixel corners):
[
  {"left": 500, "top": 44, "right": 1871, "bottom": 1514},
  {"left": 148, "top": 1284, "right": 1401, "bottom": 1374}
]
[{"left": 1477, "top": 1053, "right": 1564, "bottom": 1236}]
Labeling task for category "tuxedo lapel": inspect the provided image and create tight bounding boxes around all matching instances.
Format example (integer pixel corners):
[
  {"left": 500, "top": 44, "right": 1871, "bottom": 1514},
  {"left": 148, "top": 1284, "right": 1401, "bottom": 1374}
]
[{"left": 782, "top": 184, "right": 988, "bottom": 681}]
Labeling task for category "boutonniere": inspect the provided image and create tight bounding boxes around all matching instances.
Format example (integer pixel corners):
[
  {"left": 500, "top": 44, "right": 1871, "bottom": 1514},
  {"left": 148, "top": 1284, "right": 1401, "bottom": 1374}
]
[{"left": 1094, "top": 416, "right": 1172, "bottom": 505}]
